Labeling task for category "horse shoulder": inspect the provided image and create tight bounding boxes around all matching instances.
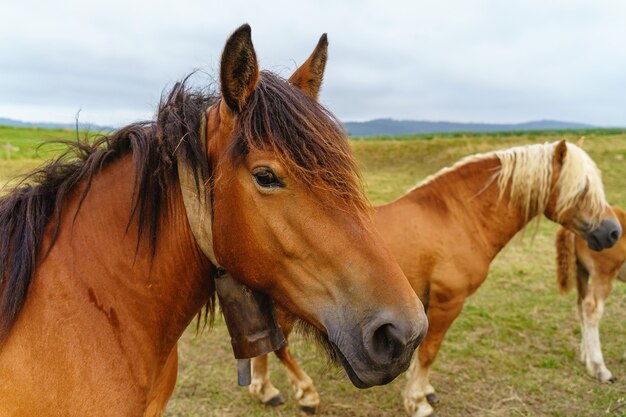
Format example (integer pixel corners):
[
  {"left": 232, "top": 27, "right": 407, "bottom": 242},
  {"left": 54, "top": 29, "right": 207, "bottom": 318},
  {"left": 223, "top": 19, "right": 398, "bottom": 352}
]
[{"left": 375, "top": 201, "right": 445, "bottom": 277}]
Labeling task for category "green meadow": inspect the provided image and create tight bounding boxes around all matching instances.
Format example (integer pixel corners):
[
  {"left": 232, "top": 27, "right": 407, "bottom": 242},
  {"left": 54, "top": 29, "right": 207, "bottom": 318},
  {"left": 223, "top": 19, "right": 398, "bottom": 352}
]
[{"left": 1, "top": 126, "right": 625, "bottom": 416}]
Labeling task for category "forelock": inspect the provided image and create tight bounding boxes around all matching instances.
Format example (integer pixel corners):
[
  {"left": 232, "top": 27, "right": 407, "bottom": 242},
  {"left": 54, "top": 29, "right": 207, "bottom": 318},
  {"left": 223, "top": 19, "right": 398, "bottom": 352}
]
[{"left": 227, "top": 71, "right": 369, "bottom": 215}]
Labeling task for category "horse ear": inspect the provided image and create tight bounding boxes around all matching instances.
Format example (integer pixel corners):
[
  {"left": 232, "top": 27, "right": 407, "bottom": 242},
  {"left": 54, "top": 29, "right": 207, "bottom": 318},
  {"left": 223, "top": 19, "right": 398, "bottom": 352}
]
[
  {"left": 220, "top": 24, "right": 259, "bottom": 113},
  {"left": 289, "top": 34, "right": 328, "bottom": 100},
  {"left": 554, "top": 139, "right": 568, "bottom": 166},
  {"left": 576, "top": 136, "right": 586, "bottom": 148}
]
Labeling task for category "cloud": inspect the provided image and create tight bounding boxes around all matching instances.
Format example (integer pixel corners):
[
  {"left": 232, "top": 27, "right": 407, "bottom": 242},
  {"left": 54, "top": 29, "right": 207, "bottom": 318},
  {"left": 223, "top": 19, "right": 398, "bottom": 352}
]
[{"left": 2, "top": 0, "right": 625, "bottom": 126}]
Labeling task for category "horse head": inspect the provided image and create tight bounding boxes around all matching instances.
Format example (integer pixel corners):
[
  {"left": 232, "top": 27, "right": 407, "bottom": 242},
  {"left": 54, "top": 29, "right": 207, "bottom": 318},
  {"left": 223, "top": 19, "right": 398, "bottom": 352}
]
[
  {"left": 545, "top": 140, "right": 621, "bottom": 251},
  {"left": 204, "top": 25, "right": 428, "bottom": 388}
]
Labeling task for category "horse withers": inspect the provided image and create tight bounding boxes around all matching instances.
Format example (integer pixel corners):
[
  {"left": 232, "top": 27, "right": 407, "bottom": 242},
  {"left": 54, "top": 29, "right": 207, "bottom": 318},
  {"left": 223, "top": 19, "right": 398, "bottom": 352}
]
[{"left": 0, "top": 25, "right": 427, "bottom": 417}]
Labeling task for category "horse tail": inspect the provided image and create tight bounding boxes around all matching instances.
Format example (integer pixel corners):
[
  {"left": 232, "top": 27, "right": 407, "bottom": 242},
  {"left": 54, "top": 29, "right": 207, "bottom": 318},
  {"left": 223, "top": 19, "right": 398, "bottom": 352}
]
[{"left": 555, "top": 227, "right": 577, "bottom": 294}]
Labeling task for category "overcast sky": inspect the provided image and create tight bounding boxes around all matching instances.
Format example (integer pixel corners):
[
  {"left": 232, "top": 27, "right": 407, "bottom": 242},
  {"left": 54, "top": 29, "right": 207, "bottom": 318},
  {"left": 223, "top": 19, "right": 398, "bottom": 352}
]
[{"left": 2, "top": 0, "right": 625, "bottom": 127}]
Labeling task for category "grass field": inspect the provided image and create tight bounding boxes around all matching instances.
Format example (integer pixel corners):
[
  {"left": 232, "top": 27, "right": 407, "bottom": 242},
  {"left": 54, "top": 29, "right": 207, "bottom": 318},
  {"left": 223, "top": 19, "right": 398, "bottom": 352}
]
[{"left": 1, "top": 127, "right": 625, "bottom": 416}]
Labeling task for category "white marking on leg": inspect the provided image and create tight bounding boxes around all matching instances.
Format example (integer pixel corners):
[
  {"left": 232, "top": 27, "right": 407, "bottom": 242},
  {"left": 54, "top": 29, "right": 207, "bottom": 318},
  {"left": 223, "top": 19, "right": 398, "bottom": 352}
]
[
  {"left": 285, "top": 367, "right": 319, "bottom": 410},
  {"left": 403, "top": 355, "right": 435, "bottom": 417},
  {"left": 579, "top": 331, "right": 587, "bottom": 364},
  {"left": 581, "top": 297, "right": 613, "bottom": 382},
  {"left": 577, "top": 304, "right": 587, "bottom": 364},
  {"left": 614, "top": 264, "right": 625, "bottom": 359},
  {"left": 249, "top": 357, "right": 282, "bottom": 404}
]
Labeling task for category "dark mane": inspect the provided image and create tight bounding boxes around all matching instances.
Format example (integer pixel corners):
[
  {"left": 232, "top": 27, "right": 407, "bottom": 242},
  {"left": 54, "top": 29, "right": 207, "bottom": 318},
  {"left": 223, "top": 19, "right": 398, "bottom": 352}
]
[
  {"left": 0, "top": 71, "right": 368, "bottom": 341},
  {"left": 0, "top": 79, "right": 216, "bottom": 340}
]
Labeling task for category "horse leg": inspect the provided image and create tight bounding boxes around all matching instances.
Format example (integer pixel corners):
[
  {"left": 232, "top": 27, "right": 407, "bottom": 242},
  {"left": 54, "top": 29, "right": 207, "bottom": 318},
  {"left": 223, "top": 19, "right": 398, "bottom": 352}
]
[
  {"left": 620, "top": 265, "right": 626, "bottom": 360},
  {"left": 274, "top": 344, "right": 320, "bottom": 414},
  {"left": 404, "top": 301, "right": 464, "bottom": 417},
  {"left": 576, "top": 265, "right": 590, "bottom": 365},
  {"left": 580, "top": 274, "right": 614, "bottom": 383},
  {"left": 249, "top": 354, "right": 285, "bottom": 406}
]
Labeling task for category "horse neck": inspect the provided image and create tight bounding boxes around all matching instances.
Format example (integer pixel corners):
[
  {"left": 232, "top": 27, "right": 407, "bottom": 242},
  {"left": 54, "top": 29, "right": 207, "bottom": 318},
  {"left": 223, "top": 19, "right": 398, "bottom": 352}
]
[
  {"left": 44, "top": 155, "right": 213, "bottom": 355},
  {"left": 399, "top": 156, "right": 536, "bottom": 262}
]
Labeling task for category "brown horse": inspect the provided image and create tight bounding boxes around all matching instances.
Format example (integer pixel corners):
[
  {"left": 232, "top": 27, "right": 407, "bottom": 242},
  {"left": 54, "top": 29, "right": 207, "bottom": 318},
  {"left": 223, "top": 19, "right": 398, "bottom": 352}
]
[
  {"left": 248, "top": 140, "right": 622, "bottom": 416},
  {"left": 556, "top": 206, "right": 626, "bottom": 383},
  {"left": 0, "top": 25, "right": 428, "bottom": 417}
]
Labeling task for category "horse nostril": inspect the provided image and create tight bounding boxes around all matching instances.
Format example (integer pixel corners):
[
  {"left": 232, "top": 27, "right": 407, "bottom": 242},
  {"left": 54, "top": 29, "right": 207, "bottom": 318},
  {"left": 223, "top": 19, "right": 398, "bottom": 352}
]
[
  {"left": 610, "top": 228, "right": 621, "bottom": 243},
  {"left": 371, "top": 323, "right": 406, "bottom": 361}
]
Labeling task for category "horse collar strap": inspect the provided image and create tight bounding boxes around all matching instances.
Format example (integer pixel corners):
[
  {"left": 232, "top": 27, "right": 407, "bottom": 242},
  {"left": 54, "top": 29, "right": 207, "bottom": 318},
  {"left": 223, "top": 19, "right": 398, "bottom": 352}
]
[
  {"left": 177, "top": 105, "right": 285, "bottom": 385},
  {"left": 177, "top": 105, "right": 220, "bottom": 267}
]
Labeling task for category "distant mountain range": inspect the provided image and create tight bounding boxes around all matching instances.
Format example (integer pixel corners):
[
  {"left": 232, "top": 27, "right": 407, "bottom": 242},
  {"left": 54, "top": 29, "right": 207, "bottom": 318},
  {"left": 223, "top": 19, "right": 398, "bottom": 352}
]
[
  {"left": 0, "top": 118, "right": 113, "bottom": 131},
  {"left": 343, "top": 119, "right": 595, "bottom": 136},
  {"left": 0, "top": 116, "right": 598, "bottom": 137}
]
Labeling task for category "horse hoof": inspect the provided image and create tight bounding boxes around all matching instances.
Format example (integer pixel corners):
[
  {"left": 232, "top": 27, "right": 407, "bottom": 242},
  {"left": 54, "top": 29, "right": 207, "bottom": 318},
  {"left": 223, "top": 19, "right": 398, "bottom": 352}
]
[
  {"left": 300, "top": 405, "right": 319, "bottom": 414},
  {"left": 426, "top": 393, "right": 439, "bottom": 405},
  {"left": 265, "top": 394, "right": 285, "bottom": 407}
]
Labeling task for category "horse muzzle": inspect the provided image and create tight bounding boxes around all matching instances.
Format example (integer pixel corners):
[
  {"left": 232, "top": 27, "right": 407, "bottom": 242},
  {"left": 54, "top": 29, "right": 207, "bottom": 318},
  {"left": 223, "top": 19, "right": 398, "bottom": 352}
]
[
  {"left": 325, "top": 307, "right": 428, "bottom": 388},
  {"left": 584, "top": 218, "right": 622, "bottom": 251}
]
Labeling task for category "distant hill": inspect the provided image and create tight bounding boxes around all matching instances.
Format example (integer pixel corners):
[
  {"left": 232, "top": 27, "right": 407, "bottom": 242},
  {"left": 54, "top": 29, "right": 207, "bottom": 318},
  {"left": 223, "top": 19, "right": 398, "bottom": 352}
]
[
  {"left": 343, "top": 119, "right": 595, "bottom": 136},
  {"left": 0, "top": 116, "right": 599, "bottom": 137},
  {"left": 0, "top": 117, "right": 113, "bottom": 131}
]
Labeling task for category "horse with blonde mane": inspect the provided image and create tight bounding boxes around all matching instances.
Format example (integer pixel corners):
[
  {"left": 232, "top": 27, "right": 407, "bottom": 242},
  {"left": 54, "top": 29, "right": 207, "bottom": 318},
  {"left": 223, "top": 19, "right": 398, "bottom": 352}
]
[
  {"left": 246, "top": 140, "right": 621, "bottom": 417},
  {"left": 0, "top": 25, "right": 428, "bottom": 416},
  {"left": 556, "top": 206, "right": 626, "bottom": 383}
]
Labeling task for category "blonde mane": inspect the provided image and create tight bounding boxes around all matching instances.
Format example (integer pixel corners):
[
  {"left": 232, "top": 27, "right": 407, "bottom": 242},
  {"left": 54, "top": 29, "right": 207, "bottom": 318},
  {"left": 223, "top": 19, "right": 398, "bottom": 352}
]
[{"left": 411, "top": 141, "right": 607, "bottom": 226}]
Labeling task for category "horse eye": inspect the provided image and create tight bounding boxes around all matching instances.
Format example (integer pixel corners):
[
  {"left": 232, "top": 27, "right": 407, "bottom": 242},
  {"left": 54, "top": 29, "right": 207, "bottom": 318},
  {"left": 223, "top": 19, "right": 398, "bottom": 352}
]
[{"left": 253, "top": 169, "right": 283, "bottom": 188}]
